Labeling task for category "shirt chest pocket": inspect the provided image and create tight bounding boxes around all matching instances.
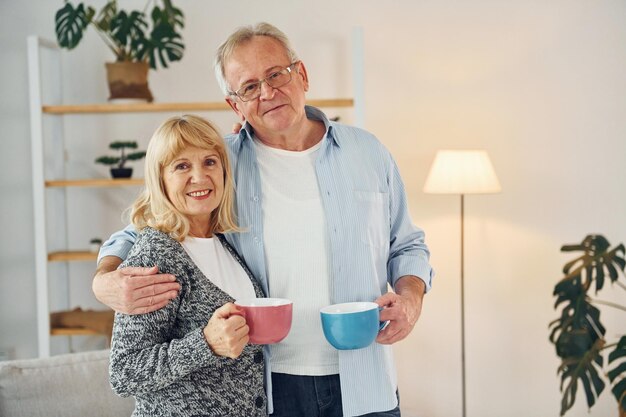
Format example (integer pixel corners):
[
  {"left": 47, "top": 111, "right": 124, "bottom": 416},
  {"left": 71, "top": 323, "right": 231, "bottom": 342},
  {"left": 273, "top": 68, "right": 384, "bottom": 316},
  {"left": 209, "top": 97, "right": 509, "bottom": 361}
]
[{"left": 354, "top": 190, "right": 390, "bottom": 249}]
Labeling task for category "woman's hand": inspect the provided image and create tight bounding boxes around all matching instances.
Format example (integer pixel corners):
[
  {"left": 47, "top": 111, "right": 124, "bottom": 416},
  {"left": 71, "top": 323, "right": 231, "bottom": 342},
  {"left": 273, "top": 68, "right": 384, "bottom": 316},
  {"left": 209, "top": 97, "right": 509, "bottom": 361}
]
[{"left": 203, "top": 302, "right": 249, "bottom": 359}]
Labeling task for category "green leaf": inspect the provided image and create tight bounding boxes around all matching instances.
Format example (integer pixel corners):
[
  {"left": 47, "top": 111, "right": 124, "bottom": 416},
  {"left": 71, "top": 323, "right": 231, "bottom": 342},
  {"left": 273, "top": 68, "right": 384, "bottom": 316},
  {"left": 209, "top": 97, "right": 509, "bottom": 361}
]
[
  {"left": 561, "top": 243, "right": 585, "bottom": 253},
  {"left": 556, "top": 339, "right": 605, "bottom": 415},
  {"left": 554, "top": 274, "right": 583, "bottom": 300},
  {"left": 609, "top": 336, "right": 626, "bottom": 364},
  {"left": 556, "top": 330, "right": 593, "bottom": 358},
  {"left": 587, "top": 361, "right": 606, "bottom": 399},
  {"left": 126, "top": 152, "right": 146, "bottom": 161},
  {"left": 110, "top": 10, "right": 147, "bottom": 48},
  {"left": 613, "top": 244, "right": 626, "bottom": 269},
  {"left": 579, "top": 372, "right": 595, "bottom": 409},
  {"left": 611, "top": 378, "right": 626, "bottom": 413},
  {"left": 584, "top": 304, "right": 606, "bottom": 340},
  {"left": 608, "top": 362, "right": 626, "bottom": 382},
  {"left": 55, "top": 2, "right": 93, "bottom": 49},
  {"left": 95, "top": 156, "right": 120, "bottom": 165},
  {"left": 161, "top": 0, "right": 184, "bottom": 29},
  {"left": 594, "top": 264, "right": 605, "bottom": 292},
  {"left": 134, "top": 12, "right": 184, "bottom": 70},
  {"left": 109, "top": 141, "right": 138, "bottom": 149},
  {"left": 606, "top": 262, "right": 618, "bottom": 282},
  {"left": 562, "top": 255, "right": 585, "bottom": 274},
  {"left": 94, "top": 0, "right": 117, "bottom": 32}
]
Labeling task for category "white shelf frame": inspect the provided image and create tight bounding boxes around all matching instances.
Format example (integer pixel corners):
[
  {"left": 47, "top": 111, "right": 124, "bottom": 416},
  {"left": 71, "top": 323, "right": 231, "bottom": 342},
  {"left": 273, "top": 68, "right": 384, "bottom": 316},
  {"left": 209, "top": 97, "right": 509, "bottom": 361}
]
[{"left": 28, "top": 36, "right": 58, "bottom": 358}]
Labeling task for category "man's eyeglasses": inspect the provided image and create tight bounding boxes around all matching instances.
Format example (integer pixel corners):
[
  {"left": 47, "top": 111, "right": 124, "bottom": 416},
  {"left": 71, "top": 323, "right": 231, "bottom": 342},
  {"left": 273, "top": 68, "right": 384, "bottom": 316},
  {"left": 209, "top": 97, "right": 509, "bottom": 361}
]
[{"left": 230, "top": 62, "right": 300, "bottom": 102}]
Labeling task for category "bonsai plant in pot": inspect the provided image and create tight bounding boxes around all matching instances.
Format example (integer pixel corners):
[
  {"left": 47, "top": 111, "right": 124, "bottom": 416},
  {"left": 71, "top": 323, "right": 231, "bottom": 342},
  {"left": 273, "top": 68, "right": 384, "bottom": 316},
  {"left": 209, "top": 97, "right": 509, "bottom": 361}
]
[
  {"left": 549, "top": 234, "right": 626, "bottom": 416},
  {"left": 96, "top": 141, "right": 145, "bottom": 178},
  {"left": 54, "top": 0, "right": 185, "bottom": 102}
]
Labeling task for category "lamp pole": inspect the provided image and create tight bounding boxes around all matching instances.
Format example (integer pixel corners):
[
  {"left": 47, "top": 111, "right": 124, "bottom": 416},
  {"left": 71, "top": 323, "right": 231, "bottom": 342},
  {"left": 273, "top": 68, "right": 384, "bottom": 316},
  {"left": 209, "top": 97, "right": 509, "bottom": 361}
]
[
  {"left": 422, "top": 149, "right": 501, "bottom": 417},
  {"left": 460, "top": 193, "right": 466, "bottom": 417}
]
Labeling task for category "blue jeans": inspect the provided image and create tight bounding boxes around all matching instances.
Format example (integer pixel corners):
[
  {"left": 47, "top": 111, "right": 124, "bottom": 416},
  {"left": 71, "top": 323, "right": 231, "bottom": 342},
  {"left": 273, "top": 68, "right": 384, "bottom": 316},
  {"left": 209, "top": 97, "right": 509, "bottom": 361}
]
[{"left": 270, "top": 373, "right": 401, "bottom": 417}]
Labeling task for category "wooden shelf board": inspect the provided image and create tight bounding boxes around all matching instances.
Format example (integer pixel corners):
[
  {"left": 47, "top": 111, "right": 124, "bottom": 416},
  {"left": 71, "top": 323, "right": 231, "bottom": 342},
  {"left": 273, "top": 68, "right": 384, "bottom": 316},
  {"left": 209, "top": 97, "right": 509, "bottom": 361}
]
[
  {"left": 48, "top": 251, "right": 98, "bottom": 262},
  {"left": 42, "top": 98, "right": 354, "bottom": 114},
  {"left": 50, "top": 327, "right": 101, "bottom": 336},
  {"left": 45, "top": 178, "right": 144, "bottom": 187}
]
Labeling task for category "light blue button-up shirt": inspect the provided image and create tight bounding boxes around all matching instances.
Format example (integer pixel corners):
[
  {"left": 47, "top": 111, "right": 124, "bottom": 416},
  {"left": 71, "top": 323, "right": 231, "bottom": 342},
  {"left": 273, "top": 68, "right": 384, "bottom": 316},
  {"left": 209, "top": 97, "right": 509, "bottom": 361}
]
[{"left": 99, "top": 106, "right": 433, "bottom": 416}]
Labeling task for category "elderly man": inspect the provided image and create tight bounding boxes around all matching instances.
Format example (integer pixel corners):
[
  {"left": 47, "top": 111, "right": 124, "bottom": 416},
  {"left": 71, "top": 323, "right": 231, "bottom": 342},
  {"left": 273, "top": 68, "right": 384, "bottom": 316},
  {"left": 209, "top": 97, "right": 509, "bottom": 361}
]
[{"left": 93, "top": 22, "right": 433, "bottom": 417}]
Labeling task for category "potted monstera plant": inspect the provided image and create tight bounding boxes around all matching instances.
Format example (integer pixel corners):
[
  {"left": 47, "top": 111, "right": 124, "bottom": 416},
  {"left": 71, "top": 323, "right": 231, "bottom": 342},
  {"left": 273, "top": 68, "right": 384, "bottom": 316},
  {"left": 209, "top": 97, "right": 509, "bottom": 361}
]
[
  {"left": 550, "top": 234, "right": 626, "bottom": 416},
  {"left": 54, "top": 0, "right": 184, "bottom": 102},
  {"left": 96, "top": 141, "right": 146, "bottom": 178}
]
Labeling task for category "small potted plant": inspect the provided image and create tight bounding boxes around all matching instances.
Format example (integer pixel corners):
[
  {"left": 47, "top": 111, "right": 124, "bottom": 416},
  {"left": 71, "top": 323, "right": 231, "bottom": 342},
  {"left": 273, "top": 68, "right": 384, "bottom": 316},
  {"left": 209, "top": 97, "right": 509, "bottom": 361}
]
[
  {"left": 54, "top": 0, "right": 185, "bottom": 101},
  {"left": 96, "top": 141, "right": 146, "bottom": 178},
  {"left": 89, "top": 238, "right": 103, "bottom": 253}
]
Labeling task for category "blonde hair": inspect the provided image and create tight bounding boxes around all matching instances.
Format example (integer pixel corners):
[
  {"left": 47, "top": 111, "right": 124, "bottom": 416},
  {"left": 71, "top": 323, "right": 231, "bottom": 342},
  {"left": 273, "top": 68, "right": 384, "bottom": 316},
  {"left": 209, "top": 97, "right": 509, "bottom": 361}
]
[
  {"left": 214, "top": 22, "right": 299, "bottom": 95},
  {"left": 131, "top": 115, "right": 238, "bottom": 241}
]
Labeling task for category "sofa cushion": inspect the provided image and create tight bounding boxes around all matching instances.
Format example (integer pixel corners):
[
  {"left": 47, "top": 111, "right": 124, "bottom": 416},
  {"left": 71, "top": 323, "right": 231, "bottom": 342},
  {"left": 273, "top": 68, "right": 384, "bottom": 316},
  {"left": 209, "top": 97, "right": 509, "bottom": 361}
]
[{"left": 0, "top": 349, "right": 134, "bottom": 417}]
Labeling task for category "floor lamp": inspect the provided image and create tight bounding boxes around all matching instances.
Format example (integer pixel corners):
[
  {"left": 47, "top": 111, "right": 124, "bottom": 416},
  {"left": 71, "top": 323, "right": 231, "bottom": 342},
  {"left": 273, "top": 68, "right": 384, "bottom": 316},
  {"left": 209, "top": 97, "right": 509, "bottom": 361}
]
[{"left": 423, "top": 150, "right": 501, "bottom": 417}]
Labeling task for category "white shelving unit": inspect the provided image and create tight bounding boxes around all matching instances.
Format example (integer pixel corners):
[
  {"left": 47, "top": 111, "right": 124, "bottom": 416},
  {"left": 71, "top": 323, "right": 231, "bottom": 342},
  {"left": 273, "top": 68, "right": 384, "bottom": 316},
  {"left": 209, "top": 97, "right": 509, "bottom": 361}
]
[{"left": 27, "top": 30, "right": 364, "bottom": 358}]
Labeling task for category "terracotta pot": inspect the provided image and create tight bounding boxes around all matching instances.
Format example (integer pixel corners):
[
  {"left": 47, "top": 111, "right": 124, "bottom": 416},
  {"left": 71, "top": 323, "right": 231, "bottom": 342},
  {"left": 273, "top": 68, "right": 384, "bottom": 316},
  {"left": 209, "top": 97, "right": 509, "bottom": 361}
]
[{"left": 105, "top": 61, "right": 153, "bottom": 102}]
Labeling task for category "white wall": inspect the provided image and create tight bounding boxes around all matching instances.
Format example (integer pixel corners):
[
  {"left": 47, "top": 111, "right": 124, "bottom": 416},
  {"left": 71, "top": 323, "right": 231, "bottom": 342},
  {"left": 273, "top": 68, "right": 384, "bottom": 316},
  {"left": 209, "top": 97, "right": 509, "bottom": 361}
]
[{"left": 2, "top": 1, "right": 626, "bottom": 416}]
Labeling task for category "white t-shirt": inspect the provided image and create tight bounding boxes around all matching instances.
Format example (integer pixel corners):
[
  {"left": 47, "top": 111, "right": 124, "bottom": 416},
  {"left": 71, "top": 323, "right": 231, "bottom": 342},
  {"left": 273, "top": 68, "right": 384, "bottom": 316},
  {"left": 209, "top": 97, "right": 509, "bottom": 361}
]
[
  {"left": 254, "top": 138, "right": 339, "bottom": 375},
  {"left": 181, "top": 236, "right": 256, "bottom": 301}
]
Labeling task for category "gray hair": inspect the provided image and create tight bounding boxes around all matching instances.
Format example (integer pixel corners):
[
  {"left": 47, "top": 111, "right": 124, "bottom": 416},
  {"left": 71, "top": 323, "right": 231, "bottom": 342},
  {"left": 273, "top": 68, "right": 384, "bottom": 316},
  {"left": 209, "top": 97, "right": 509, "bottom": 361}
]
[{"left": 214, "top": 22, "right": 300, "bottom": 96}]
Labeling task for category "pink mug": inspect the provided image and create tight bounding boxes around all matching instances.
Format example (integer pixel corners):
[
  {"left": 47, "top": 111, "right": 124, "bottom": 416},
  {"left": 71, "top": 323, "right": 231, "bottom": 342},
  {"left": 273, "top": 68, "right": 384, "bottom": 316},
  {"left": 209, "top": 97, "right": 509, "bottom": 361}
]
[{"left": 234, "top": 298, "right": 293, "bottom": 344}]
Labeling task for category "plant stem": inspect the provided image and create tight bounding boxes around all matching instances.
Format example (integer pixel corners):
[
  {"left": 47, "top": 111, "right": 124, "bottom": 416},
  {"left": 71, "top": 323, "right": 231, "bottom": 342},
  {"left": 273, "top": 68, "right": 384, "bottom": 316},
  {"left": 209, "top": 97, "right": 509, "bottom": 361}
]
[
  {"left": 600, "top": 342, "right": 617, "bottom": 351},
  {"left": 143, "top": 0, "right": 154, "bottom": 15},
  {"left": 91, "top": 23, "right": 124, "bottom": 59}
]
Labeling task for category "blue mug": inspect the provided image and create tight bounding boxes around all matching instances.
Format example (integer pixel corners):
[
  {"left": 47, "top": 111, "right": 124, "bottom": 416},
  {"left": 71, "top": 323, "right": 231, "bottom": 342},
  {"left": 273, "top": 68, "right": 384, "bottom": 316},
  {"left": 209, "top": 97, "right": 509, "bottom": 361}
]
[{"left": 320, "top": 302, "right": 386, "bottom": 350}]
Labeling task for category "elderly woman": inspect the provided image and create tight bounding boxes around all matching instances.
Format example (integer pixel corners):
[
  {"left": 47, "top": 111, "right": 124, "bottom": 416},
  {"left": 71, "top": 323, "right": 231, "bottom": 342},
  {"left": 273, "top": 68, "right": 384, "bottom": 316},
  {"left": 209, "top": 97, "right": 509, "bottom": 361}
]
[{"left": 109, "top": 115, "right": 266, "bottom": 416}]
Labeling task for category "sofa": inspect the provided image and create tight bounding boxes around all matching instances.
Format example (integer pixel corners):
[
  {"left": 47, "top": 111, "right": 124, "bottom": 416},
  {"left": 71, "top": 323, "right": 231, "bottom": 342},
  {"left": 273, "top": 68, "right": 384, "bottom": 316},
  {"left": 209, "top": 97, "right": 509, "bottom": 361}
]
[{"left": 0, "top": 349, "right": 134, "bottom": 417}]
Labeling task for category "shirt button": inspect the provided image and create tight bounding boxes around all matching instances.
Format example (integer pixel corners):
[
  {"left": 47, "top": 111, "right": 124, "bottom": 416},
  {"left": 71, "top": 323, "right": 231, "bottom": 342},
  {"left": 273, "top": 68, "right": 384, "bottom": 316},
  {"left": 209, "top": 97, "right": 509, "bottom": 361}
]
[
  {"left": 253, "top": 196, "right": 259, "bottom": 202},
  {"left": 254, "top": 351, "right": 263, "bottom": 363},
  {"left": 255, "top": 396, "right": 264, "bottom": 408}
]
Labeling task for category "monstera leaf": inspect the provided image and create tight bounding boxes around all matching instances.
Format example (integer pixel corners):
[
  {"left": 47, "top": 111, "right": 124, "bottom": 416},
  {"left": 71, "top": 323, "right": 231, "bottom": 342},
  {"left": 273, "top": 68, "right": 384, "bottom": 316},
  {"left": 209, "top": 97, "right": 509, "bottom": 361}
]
[
  {"left": 561, "top": 235, "right": 625, "bottom": 293},
  {"left": 93, "top": 0, "right": 116, "bottom": 33},
  {"left": 132, "top": 6, "right": 184, "bottom": 69},
  {"left": 55, "top": 2, "right": 95, "bottom": 49},
  {"left": 159, "top": 0, "right": 184, "bottom": 29},
  {"left": 558, "top": 338, "right": 606, "bottom": 413},
  {"left": 550, "top": 235, "right": 626, "bottom": 416},
  {"left": 110, "top": 10, "right": 147, "bottom": 52},
  {"left": 608, "top": 336, "right": 626, "bottom": 412}
]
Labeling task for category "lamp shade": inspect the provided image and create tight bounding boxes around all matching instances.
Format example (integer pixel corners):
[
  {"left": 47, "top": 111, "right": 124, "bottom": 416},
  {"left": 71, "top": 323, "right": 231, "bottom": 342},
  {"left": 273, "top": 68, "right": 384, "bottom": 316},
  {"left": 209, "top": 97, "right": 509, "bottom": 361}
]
[{"left": 423, "top": 150, "right": 501, "bottom": 194}]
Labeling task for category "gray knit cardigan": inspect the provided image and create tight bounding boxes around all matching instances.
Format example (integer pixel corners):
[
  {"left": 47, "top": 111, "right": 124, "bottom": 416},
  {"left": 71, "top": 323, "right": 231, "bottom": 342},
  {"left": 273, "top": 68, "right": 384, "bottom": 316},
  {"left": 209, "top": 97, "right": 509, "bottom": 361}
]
[{"left": 109, "top": 227, "right": 267, "bottom": 417}]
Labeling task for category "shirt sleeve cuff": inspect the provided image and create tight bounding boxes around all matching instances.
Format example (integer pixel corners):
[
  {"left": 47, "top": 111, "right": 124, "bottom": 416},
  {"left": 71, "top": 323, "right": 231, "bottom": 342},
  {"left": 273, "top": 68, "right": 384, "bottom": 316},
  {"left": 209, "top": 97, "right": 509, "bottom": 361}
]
[
  {"left": 389, "top": 256, "right": 434, "bottom": 293},
  {"left": 97, "top": 240, "right": 133, "bottom": 264}
]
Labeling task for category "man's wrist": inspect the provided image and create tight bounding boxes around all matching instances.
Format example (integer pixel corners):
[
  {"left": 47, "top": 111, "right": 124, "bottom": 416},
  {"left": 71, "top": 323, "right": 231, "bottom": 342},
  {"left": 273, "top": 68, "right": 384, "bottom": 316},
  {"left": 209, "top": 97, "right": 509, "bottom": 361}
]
[
  {"left": 395, "top": 275, "right": 425, "bottom": 297},
  {"left": 95, "top": 256, "right": 123, "bottom": 277}
]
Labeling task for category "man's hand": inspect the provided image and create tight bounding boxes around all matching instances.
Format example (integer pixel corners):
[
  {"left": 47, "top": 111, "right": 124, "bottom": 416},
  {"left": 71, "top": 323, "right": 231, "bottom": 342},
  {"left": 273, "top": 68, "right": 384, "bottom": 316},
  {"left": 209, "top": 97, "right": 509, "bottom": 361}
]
[
  {"left": 92, "top": 256, "right": 180, "bottom": 315},
  {"left": 203, "top": 303, "right": 250, "bottom": 359},
  {"left": 375, "top": 275, "right": 425, "bottom": 344}
]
